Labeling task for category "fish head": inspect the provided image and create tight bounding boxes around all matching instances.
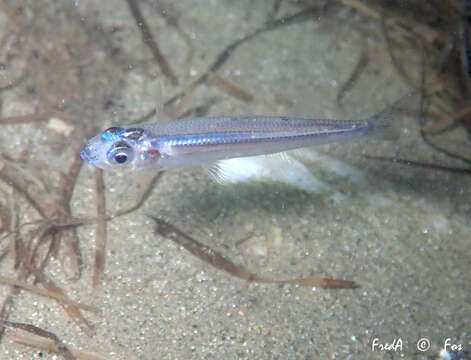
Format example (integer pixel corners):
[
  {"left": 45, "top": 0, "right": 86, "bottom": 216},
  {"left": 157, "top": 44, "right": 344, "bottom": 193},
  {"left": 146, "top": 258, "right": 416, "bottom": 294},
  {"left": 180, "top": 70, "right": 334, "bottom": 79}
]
[{"left": 80, "top": 126, "right": 161, "bottom": 171}]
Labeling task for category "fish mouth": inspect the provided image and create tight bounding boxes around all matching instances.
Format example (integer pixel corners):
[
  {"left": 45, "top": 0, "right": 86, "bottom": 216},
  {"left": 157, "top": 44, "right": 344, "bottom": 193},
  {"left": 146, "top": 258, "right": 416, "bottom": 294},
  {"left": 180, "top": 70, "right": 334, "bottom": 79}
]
[
  {"left": 80, "top": 143, "right": 111, "bottom": 169},
  {"left": 80, "top": 144, "right": 94, "bottom": 164}
]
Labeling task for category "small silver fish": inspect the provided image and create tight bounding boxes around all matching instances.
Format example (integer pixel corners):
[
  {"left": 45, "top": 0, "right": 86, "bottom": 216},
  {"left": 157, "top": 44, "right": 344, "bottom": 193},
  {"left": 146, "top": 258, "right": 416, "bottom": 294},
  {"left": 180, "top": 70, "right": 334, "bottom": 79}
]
[{"left": 80, "top": 94, "right": 412, "bottom": 171}]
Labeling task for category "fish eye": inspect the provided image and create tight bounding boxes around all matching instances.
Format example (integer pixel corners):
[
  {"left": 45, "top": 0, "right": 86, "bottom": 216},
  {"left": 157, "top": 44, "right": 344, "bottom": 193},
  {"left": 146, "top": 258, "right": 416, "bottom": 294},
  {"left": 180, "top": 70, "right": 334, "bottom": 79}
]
[
  {"left": 107, "top": 141, "right": 134, "bottom": 165},
  {"left": 114, "top": 152, "right": 129, "bottom": 164}
]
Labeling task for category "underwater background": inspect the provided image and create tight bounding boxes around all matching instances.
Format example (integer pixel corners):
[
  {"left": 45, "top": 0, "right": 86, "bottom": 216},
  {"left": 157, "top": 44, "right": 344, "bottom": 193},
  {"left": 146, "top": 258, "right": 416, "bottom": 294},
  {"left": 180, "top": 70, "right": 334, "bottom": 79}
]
[{"left": 0, "top": 1, "right": 469, "bottom": 359}]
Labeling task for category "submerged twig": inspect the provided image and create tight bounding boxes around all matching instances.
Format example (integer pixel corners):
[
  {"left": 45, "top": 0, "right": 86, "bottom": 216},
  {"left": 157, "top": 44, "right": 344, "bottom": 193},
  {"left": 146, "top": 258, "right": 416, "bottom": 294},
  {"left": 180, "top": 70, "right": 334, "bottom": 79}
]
[
  {"left": 0, "top": 276, "right": 99, "bottom": 313},
  {"left": 16, "top": 239, "right": 96, "bottom": 337},
  {"left": 169, "top": 84, "right": 197, "bottom": 120},
  {"left": 124, "top": 0, "right": 178, "bottom": 85},
  {"left": 0, "top": 320, "right": 76, "bottom": 360},
  {"left": 164, "top": 5, "right": 322, "bottom": 107},
  {"left": 0, "top": 109, "right": 49, "bottom": 125},
  {"left": 421, "top": 130, "right": 471, "bottom": 165},
  {"left": 0, "top": 165, "right": 47, "bottom": 218},
  {"left": 155, "top": 1, "right": 194, "bottom": 80},
  {"left": 337, "top": 0, "right": 445, "bottom": 43},
  {"left": 38, "top": 278, "right": 96, "bottom": 337},
  {"left": 150, "top": 216, "right": 356, "bottom": 289},
  {"left": 422, "top": 105, "right": 471, "bottom": 133},
  {"left": 60, "top": 151, "right": 84, "bottom": 207},
  {"left": 59, "top": 149, "right": 85, "bottom": 278},
  {"left": 92, "top": 169, "right": 107, "bottom": 288},
  {"left": 10, "top": 333, "right": 109, "bottom": 360},
  {"left": 382, "top": 18, "right": 418, "bottom": 89},
  {"left": 0, "top": 153, "right": 47, "bottom": 192},
  {"left": 363, "top": 155, "right": 471, "bottom": 175},
  {"left": 337, "top": 50, "right": 369, "bottom": 105},
  {"left": 207, "top": 72, "right": 255, "bottom": 103},
  {"left": 0, "top": 0, "right": 129, "bottom": 348},
  {"left": 111, "top": 172, "right": 164, "bottom": 219},
  {"left": 0, "top": 284, "right": 21, "bottom": 342}
]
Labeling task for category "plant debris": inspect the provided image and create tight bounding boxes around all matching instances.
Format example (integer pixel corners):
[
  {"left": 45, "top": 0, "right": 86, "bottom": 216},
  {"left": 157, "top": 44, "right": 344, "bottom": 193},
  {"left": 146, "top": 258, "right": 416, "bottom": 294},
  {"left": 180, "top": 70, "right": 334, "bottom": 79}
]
[
  {"left": 150, "top": 216, "right": 356, "bottom": 289},
  {"left": 0, "top": 0, "right": 469, "bottom": 358},
  {"left": 124, "top": 0, "right": 178, "bottom": 85},
  {"left": 0, "top": 319, "right": 109, "bottom": 360}
]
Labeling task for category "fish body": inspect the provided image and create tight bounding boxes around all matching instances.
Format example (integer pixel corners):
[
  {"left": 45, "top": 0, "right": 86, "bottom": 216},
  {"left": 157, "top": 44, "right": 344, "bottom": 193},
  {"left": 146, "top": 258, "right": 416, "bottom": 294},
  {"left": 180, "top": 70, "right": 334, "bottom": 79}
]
[{"left": 80, "top": 95, "right": 408, "bottom": 171}]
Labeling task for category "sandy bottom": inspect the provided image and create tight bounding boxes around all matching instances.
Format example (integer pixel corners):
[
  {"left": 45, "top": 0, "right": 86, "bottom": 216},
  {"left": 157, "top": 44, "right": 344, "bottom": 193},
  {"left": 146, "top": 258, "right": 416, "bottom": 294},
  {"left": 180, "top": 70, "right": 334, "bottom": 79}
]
[{"left": 0, "top": 1, "right": 470, "bottom": 359}]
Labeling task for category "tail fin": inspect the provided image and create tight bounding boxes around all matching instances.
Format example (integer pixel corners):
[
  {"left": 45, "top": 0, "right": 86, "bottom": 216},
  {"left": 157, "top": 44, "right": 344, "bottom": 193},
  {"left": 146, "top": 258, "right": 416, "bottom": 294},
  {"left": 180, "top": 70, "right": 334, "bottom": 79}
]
[{"left": 368, "top": 91, "right": 421, "bottom": 141}]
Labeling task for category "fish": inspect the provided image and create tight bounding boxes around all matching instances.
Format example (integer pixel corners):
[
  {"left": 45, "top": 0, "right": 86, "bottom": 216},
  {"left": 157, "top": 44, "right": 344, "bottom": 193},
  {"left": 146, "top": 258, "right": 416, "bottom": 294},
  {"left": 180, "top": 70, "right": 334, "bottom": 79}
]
[{"left": 80, "top": 93, "right": 414, "bottom": 172}]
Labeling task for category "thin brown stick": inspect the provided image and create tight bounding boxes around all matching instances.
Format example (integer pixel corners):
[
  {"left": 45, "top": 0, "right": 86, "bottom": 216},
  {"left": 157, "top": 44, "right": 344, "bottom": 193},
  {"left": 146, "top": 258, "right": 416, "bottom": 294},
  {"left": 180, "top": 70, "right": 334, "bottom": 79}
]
[
  {"left": 0, "top": 246, "right": 8, "bottom": 263},
  {"left": 0, "top": 154, "right": 47, "bottom": 192},
  {"left": 169, "top": 84, "right": 197, "bottom": 120},
  {"left": 0, "top": 247, "right": 30, "bottom": 343},
  {"left": 9, "top": 333, "right": 110, "bottom": 360},
  {"left": 38, "top": 277, "right": 96, "bottom": 337},
  {"left": 207, "top": 72, "right": 255, "bottom": 103},
  {"left": 150, "top": 216, "right": 356, "bottom": 289},
  {"left": 0, "top": 199, "right": 12, "bottom": 237},
  {"left": 0, "top": 109, "right": 49, "bottom": 124},
  {"left": 363, "top": 155, "right": 471, "bottom": 175},
  {"left": 124, "top": 0, "right": 178, "bottom": 85},
  {"left": 422, "top": 106, "right": 471, "bottom": 133},
  {"left": 177, "top": 101, "right": 218, "bottom": 119},
  {"left": 337, "top": 0, "right": 445, "bottom": 43},
  {"left": 128, "top": 108, "right": 158, "bottom": 125},
  {"left": 0, "top": 1, "right": 137, "bottom": 346},
  {"left": 0, "top": 193, "right": 17, "bottom": 343},
  {"left": 59, "top": 229, "right": 82, "bottom": 279},
  {"left": 0, "top": 171, "right": 47, "bottom": 218},
  {"left": 0, "top": 276, "right": 99, "bottom": 313},
  {"left": 337, "top": 50, "right": 369, "bottom": 105},
  {"left": 15, "top": 240, "right": 96, "bottom": 337},
  {"left": 36, "top": 232, "right": 60, "bottom": 280},
  {"left": 0, "top": 192, "right": 166, "bottom": 248},
  {"left": 381, "top": 18, "right": 418, "bottom": 89},
  {"left": 163, "top": 6, "right": 321, "bottom": 108},
  {"left": 0, "top": 320, "right": 76, "bottom": 360},
  {"left": 25, "top": 223, "right": 60, "bottom": 286},
  {"left": 10, "top": 192, "right": 21, "bottom": 269},
  {"left": 0, "top": 284, "right": 22, "bottom": 342},
  {"left": 111, "top": 172, "right": 163, "bottom": 219},
  {"left": 58, "top": 144, "right": 88, "bottom": 278},
  {"left": 0, "top": 195, "right": 13, "bottom": 262},
  {"left": 155, "top": 2, "right": 194, "bottom": 80},
  {"left": 92, "top": 169, "right": 107, "bottom": 288},
  {"left": 60, "top": 151, "right": 85, "bottom": 207}
]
